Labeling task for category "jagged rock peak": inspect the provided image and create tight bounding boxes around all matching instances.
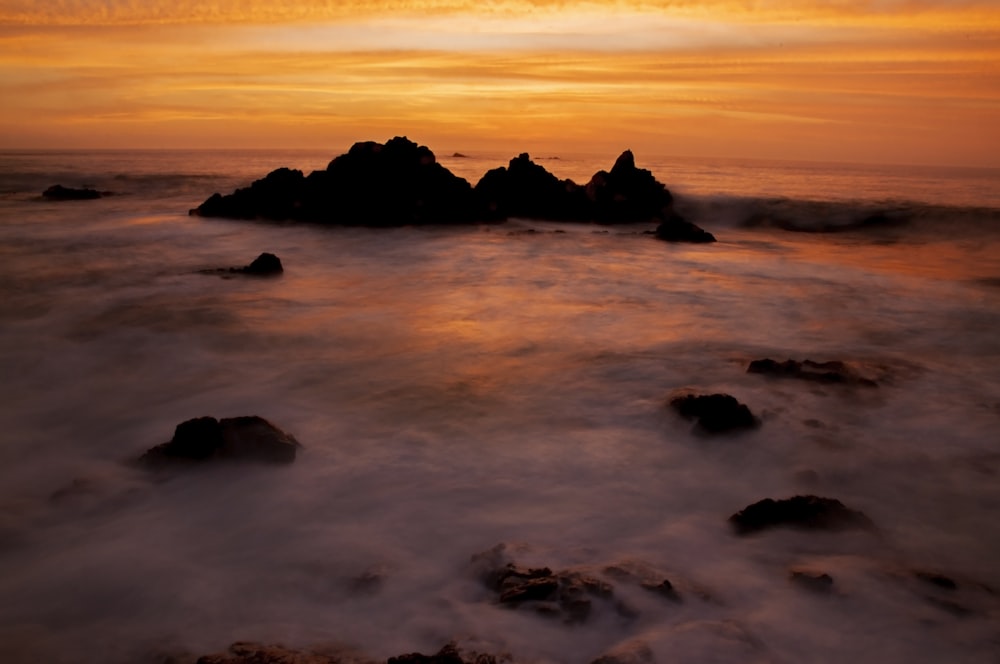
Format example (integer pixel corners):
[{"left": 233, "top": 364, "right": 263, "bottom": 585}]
[{"left": 611, "top": 149, "right": 636, "bottom": 173}]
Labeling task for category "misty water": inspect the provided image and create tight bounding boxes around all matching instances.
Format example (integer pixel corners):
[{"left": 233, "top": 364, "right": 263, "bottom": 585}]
[{"left": 1, "top": 149, "right": 999, "bottom": 663}]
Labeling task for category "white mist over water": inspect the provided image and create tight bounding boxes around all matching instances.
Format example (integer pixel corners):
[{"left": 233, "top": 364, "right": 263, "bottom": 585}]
[{"left": 0, "top": 150, "right": 999, "bottom": 663}]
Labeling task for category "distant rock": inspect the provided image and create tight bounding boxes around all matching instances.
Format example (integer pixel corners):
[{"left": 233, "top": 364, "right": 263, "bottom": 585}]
[
  {"left": 196, "top": 642, "right": 356, "bottom": 664},
  {"left": 669, "top": 392, "right": 759, "bottom": 433},
  {"left": 387, "top": 644, "right": 468, "bottom": 664},
  {"left": 451, "top": 152, "right": 469, "bottom": 158},
  {"left": 42, "top": 184, "right": 104, "bottom": 200},
  {"left": 729, "top": 495, "right": 875, "bottom": 535},
  {"left": 747, "top": 358, "right": 877, "bottom": 387},
  {"left": 139, "top": 415, "right": 301, "bottom": 466},
  {"left": 199, "top": 252, "right": 284, "bottom": 277}
]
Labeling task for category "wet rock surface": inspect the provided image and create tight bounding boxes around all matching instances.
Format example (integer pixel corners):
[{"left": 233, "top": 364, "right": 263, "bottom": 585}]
[
  {"left": 729, "top": 495, "right": 875, "bottom": 535},
  {"left": 747, "top": 358, "right": 878, "bottom": 387},
  {"left": 669, "top": 392, "right": 759, "bottom": 433},
  {"left": 139, "top": 415, "right": 301, "bottom": 466}
]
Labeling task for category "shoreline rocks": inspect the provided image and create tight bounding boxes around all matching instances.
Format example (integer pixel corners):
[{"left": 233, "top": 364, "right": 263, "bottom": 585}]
[
  {"left": 139, "top": 415, "right": 301, "bottom": 467},
  {"left": 747, "top": 358, "right": 878, "bottom": 387}
]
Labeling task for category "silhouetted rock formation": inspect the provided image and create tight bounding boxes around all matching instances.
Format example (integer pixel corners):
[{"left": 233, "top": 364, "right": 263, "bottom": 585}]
[
  {"left": 196, "top": 642, "right": 359, "bottom": 664},
  {"left": 475, "top": 152, "right": 589, "bottom": 221},
  {"left": 139, "top": 415, "right": 301, "bottom": 466},
  {"left": 669, "top": 392, "right": 759, "bottom": 433},
  {"left": 747, "top": 358, "right": 878, "bottom": 387},
  {"left": 42, "top": 184, "right": 104, "bottom": 200},
  {"left": 190, "top": 137, "right": 716, "bottom": 240},
  {"left": 193, "top": 137, "right": 480, "bottom": 225},
  {"left": 729, "top": 495, "right": 875, "bottom": 535}
]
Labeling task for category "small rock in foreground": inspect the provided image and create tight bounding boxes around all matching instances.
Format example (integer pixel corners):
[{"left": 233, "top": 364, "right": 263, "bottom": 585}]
[
  {"left": 669, "top": 392, "right": 759, "bottom": 433},
  {"left": 729, "top": 495, "right": 875, "bottom": 535},
  {"left": 139, "top": 415, "right": 301, "bottom": 466},
  {"left": 199, "top": 252, "right": 284, "bottom": 277}
]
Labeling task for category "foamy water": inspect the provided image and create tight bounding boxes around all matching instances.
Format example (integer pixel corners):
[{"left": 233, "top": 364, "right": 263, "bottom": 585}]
[{"left": 0, "top": 150, "right": 999, "bottom": 663}]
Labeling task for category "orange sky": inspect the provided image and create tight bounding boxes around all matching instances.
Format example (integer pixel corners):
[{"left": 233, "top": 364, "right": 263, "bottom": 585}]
[{"left": 1, "top": 1, "right": 998, "bottom": 166}]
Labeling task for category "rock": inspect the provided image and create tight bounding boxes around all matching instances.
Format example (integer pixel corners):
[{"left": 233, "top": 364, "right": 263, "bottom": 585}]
[
  {"left": 241, "top": 252, "right": 283, "bottom": 275},
  {"left": 585, "top": 150, "right": 673, "bottom": 223},
  {"left": 669, "top": 392, "right": 759, "bottom": 433},
  {"left": 590, "top": 641, "right": 655, "bottom": 664},
  {"left": 474, "top": 153, "right": 589, "bottom": 221},
  {"left": 747, "top": 358, "right": 877, "bottom": 387},
  {"left": 729, "top": 495, "right": 875, "bottom": 535},
  {"left": 789, "top": 569, "right": 835, "bottom": 593},
  {"left": 472, "top": 545, "right": 615, "bottom": 623},
  {"left": 914, "top": 570, "right": 958, "bottom": 590},
  {"left": 192, "top": 137, "right": 482, "bottom": 226},
  {"left": 42, "top": 184, "right": 104, "bottom": 200},
  {"left": 654, "top": 215, "right": 716, "bottom": 243},
  {"left": 139, "top": 415, "right": 301, "bottom": 466}
]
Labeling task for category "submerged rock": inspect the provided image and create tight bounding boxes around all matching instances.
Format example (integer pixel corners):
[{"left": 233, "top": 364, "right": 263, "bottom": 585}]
[
  {"left": 199, "top": 252, "right": 284, "bottom": 277},
  {"left": 789, "top": 569, "right": 835, "bottom": 593},
  {"left": 42, "top": 184, "right": 104, "bottom": 200},
  {"left": 472, "top": 545, "right": 616, "bottom": 623},
  {"left": 139, "top": 415, "right": 301, "bottom": 466},
  {"left": 747, "top": 358, "right": 877, "bottom": 387},
  {"left": 669, "top": 392, "right": 759, "bottom": 433},
  {"left": 729, "top": 495, "right": 875, "bottom": 535},
  {"left": 654, "top": 215, "right": 717, "bottom": 243}
]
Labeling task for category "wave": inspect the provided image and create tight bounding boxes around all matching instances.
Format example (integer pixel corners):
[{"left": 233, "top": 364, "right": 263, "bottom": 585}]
[{"left": 674, "top": 194, "right": 1000, "bottom": 237}]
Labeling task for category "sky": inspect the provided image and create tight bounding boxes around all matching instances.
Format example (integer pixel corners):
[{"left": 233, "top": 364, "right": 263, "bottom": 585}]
[{"left": 0, "top": 1, "right": 998, "bottom": 166}]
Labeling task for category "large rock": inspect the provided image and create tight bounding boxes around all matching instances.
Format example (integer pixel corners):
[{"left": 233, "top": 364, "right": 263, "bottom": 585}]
[
  {"left": 192, "top": 137, "right": 482, "bottom": 225},
  {"left": 729, "top": 495, "right": 875, "bottom": 535},
  {"left": 585, "top": 150, "right": 673, "bottom": 223},
  {"left": 191, "top": 137, "right": 717, "bottom": 239},
  {"left": 669, "top": 392, "right": 759, "bottom": 433},
  {"left": 474, "top": 152, "right": 589, "bottom": 221},
  {"left": 42, "top": 184, "right": 104, "bottom": 200},
  {"left": 139, "top": 415, "right": 301, "bottom": 466}
]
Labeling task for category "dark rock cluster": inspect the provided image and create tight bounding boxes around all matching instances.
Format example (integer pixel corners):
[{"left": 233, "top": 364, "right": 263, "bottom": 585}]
[
  {"left": 139, "top": 415, "right": 301, "bottom": 466},
  {"left": 190, "top": 137, "right": 715, "bottom": 242},
  {"left": 199, "top": 252, "right": 284, "bottom": 277}
]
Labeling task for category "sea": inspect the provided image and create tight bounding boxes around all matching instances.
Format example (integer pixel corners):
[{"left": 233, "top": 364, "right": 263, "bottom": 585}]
[{"left": 0, "top": 147, "right": 998, "bottom": 664}]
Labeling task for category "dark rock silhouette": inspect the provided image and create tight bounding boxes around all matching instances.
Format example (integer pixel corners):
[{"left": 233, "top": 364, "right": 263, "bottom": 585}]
[
  {"left": 474, "top": 152, "right": 589, "bottom": 221},
  {"left": 729, "top": 495, "right": 875, "bottom": 535},
  {"left": 139, "top": 415, "right": 301, "bottom": 466},
  {"left": 42, "top": 184, "right": 104, "bottom": 200},
  {"left": 191, "top": 137, "right": 716, "bottom": 240},
  {"left": 789, "top": 569, "right": 835, "bottom": 593},
  {"left": 655, "top": 214, "right": 717, "bottom": 243},
  {"left": 388, "top": 644, "right": 472, "bottom": 664},
  {"left": 199, "top": 252, "right": 284, "bottom": 277},
  {"left": 196, "top": 642, "right": 358, "bottom": 664},
  {"left": 747, "top": 358, "right": 877, "bottom": 387},
  {"left": 669, "top": 392, "right": 759, "bottom": 433}
]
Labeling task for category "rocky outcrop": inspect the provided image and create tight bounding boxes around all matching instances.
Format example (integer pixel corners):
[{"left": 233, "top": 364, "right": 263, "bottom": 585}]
[
  {"left": 729, "top": 495, "right": 875, "bottom": 535},
  {"left": 191, "top": 137, "right": 716, "bottom": 240},
  {"left": 747, "top": 358, "right": 877, "bottom": 387},
  {"left": 139, "top": 415, "right": 301, "bottom": 466},
  {"left": 196, "top": 641, "right": 364, "bottom": 664},
  {"left": 669, "top": 392, "right": 759, "bottom": 433},
  {"left": 42, "top": 184, "right": 104, "bottom": 200},
  {"left": 474, "top": 153, "right": 589, "bottom": 221}
]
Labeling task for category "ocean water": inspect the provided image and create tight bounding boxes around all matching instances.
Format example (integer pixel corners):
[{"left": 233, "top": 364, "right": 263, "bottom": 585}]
[{"left": 0, "top": 148, "right": 999, "bottom": 663}]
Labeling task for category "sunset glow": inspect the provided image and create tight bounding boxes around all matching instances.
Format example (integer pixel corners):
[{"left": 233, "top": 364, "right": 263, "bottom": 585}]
[{"left": 1, "top": 1, "right": 998, "bottom": 165}]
